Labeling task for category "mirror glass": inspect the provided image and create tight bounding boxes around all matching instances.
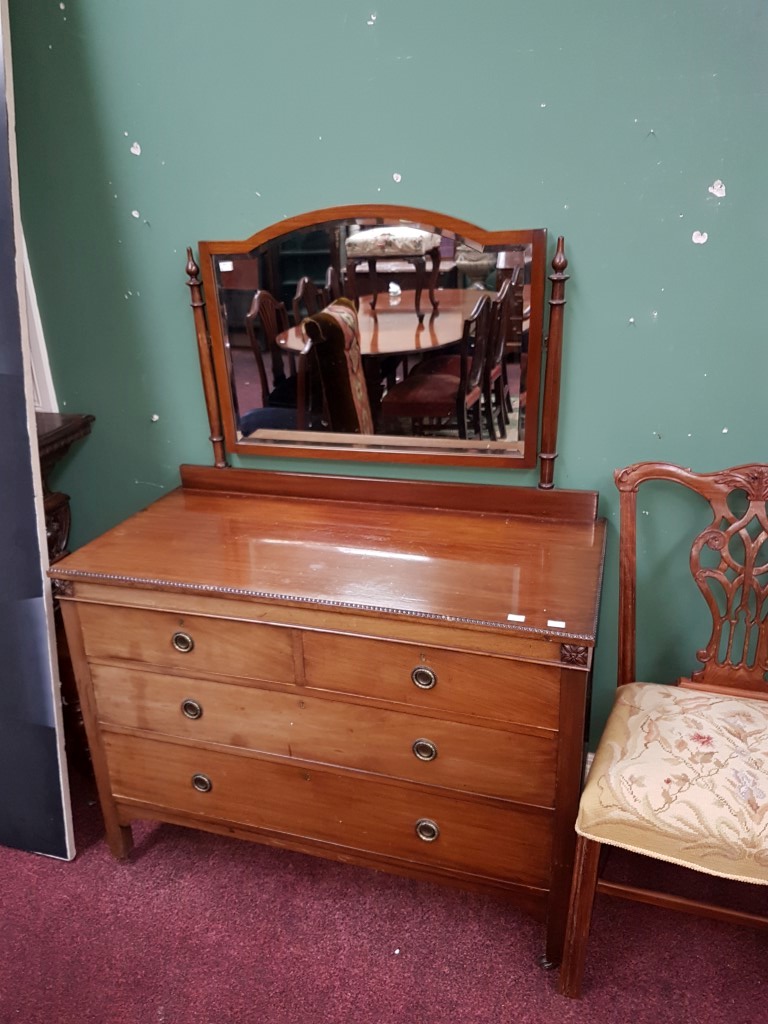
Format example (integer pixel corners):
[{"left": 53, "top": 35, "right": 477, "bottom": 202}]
[{"left": 198, "top": 206, "right": 548, "bottom": 467}]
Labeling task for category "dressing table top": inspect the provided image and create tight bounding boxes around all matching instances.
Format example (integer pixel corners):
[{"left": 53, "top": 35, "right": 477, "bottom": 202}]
[{"left": 50, "top": 468, "right": 606, "bottom": 645}]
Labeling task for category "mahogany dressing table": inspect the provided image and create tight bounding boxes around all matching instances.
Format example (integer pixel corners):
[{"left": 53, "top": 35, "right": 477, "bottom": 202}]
[{"left": 49, "top": 206, "right": 604, "bottom": 970}]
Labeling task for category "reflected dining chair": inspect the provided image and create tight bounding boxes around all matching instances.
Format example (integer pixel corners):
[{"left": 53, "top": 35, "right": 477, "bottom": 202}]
[
  {"left": 481, "top": 273, "right": 516, "bottom": 441},
  {"left": 345, "top": 225, "right": 442, "bottom": 322},
  {"left": 559, "top": 462, "right": 768, "bottom": 998},
  {"left": 225, "top": 334, "right": 299, "bottom": 437},
  {"left": 245, "top": 290, "right": 298, "bottom": 409},
  {"left": 379, "top": 294, "right": 490, "bottom": 439},
  {"left": 301, "top": 298, "right": 374, "bottom": 435},
  {"left": 291, "top": 276, "right": 325, "bottom": 326},
  {"left": 323, "top": 265, "right": 344, "bottom": 304},
  {"left": 407, "top": 278, "right": 514, "bottom": 441}
]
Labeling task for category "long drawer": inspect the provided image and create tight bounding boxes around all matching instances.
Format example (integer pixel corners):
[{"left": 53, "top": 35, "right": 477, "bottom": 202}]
[
  {"left": 104, "top": 732, "right": 553, "bottom": 887},
  {"left": 92, "top": 666, "right": 557, "bottom": 805},
  {"left": 78, "top": 603, "right": 296, "bottom": 683},
  {"left": 302, "top": 632, "right": 560, "bottom": 729}
]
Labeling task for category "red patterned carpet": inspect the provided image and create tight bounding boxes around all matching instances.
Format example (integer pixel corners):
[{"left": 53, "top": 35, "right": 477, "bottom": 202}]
[{"left": 1, "top": 770, "right": 765, "bottom": 1024}]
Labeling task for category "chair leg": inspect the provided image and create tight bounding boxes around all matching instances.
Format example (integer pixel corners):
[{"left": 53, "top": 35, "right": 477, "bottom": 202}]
[
  {"left": 484, "top": 383, "right": 498, "bottom": 440},
  {"left": 494, "top": 378, "right": 507, "bottom": 437},
  {"left": 558, "top": 835, "right": 602, "bottom": 999},
  {"left": 471, "top": 402, "right": 482, "bottom": 439}
]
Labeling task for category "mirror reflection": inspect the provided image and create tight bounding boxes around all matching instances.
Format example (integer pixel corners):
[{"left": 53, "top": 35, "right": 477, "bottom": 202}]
[{"left": 200, "top": 209, "right": 547, "bottom": 466}]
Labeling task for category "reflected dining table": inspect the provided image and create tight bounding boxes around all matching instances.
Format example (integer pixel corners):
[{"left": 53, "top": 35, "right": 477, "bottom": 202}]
[{"left": 274, "top": 288, "right": 493, "bottom": 430}]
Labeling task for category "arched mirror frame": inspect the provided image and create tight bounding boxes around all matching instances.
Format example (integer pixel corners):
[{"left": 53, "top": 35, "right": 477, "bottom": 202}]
[{"left": 187, "top": 204, "right": 568, "bottom": 486}]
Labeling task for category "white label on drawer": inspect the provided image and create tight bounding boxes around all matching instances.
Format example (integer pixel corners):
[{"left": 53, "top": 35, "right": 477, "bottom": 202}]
[
  {"left": 547, "top": 619, "right": 566, "bottom": 629},
  {"left": 506, "top": 613, "right": 526, "bottom": 623}
]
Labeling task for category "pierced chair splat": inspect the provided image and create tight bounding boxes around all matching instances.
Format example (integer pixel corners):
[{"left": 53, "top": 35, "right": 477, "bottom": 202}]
[{"left": 558, "top": 461, "right": 768, "bottom": 999}]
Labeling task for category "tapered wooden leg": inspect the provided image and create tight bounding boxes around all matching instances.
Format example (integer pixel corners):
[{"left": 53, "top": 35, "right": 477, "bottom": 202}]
[
  {"left": 106, "top": 823, "right": 134, "bottom": 860},
  {"left": 427, "top": 246, "right": 441, "bottom": 310},
  {"left": 558, "top": 835, "right": 602, "bottom": 998},
  {"left": 411, "top": 255, "right": 425, "bottom": 321},
  {"left": 368, "top": 258, "right": 380, "bottom": 310},
  {"left": 484, "top": 384, "right": 497, "bottom": 440}
]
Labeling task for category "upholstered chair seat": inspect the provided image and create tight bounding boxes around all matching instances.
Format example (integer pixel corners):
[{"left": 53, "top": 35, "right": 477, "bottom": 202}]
[
  {"left": 346, "top": 226, "right": 442, "bottom": 321},
  {"left": 558, "top": 461, "right": 768, "bottom": 999},
  {"left": 577, "top": 681, "right": 768, "bottom": 883},
  {"left": 345, "top": 225, "right": 442, "bottom": 258}
]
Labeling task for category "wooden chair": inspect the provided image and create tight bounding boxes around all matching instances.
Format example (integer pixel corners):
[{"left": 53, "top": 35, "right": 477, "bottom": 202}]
[
  {"left": 407, "top": 278, "right": 515, "bottom": 441},
  {"left": 244, "top": 290, "right": 297, "bottom": 409},
  {"left": 558, "top": 462, "right": 768, "bottom": 998},
  {"left": 291, "top": 276, "right": 325, "bottom": 326},
  {"left": 323, "top": 265, "right": 344, "bottom": 304},
  {"left": 301, "top": 298, "right": 374, "bottom": 435},
  {"left": 379, "top": 295, "right": 490, "bottom": 439},
  {"left": 482, "top": 273, "right": 516, "bottom": 440},
  {"left": 345, "top": 225, "right": 442, "bottom": 322}
]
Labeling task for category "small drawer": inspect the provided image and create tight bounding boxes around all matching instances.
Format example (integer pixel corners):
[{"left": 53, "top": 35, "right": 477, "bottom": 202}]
[
  {"left": 104, "top": 732, "right": 553, "bottom": 887},
  {"left": 302, "top": 633, "right": 560, "bottom": 730},
  {"left": 92, "top": 666, "right": 557, "bottom": 805},
  {"left": 77, "top": 603, "right": 296, "bottom": 683}
]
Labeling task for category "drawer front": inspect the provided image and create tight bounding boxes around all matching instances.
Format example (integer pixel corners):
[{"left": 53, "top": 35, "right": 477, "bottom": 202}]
[
  {"left": 104, "top": 732, "right": 553, "bottom": 887},
  {"left": 303, "top": 633, "right": 560, "bottom": 730},
  {"left": 77, "top": 603, "right": 296, "bottom": 683},
  {"left": 92, "top": 666, "right": 557, "bottom": 805}
]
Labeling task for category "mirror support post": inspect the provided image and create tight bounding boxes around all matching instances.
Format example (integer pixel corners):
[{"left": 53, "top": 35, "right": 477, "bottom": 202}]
[
  {"left": 186, "top": 249, "right": 228, "bottom": 468},
  {"left": 538, "top": 237, "right": 569, "bottom": 489}
]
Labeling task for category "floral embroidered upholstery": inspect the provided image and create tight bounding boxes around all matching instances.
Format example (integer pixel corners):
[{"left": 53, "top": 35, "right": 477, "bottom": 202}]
[
  {"left": 559, "top": 463, "right": 768, "bottom": 1000},
  {"left": 346, "top": 226, "right": 441, "bottom": 258},
  {"left": 577, "top": 681, "right": 768, "bottom": 883}
]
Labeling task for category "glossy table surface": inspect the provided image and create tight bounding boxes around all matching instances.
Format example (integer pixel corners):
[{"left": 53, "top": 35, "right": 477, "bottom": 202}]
[
  {"left": 277, "top": 288, "right": 493, "bottom": 358},
  {"left": 52, "top": 485, "right": 606, "bottom": 642}
]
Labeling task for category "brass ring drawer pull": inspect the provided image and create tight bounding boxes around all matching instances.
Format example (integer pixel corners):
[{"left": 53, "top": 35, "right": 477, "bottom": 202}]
[
  {"left": 412, "top": 738, "right": 438, "bottom": 762},
  {"left": 181, "top": 699, "right": 203, "bottom": 720},
  {"left": 191, "top": 773, "right": 212, "bottom": 793},
  {"left": 415, "top": 818, "right": 440, "bottom": 842},
  {"left": 172, "top": 631, "right": 194, "bottom": 654},
  {"left": 411, "top": 666, "right": 437, "bottom": 690}
]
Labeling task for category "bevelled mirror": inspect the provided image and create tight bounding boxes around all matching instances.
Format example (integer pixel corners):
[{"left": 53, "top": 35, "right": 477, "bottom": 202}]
[{"left": 189, "top": 205, "right": 567, "bottom": 474}]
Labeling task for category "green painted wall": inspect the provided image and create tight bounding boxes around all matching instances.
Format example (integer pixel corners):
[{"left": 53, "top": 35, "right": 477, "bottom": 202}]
[{"left": 8, "top": 1, "right": 767, "bottom": 738}]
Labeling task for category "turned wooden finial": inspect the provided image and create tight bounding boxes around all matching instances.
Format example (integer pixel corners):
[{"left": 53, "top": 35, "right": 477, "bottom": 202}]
[
  {"left": 185, "top": 247, "right": 228, "bottom": 468},
  {"left": 551, "top": 235, "right": 568, "bottom": 276},
  {"left": 538, "top": 236, "right": 569, "bottom": 489},
  {"left": 185, "top": 247, "right": 200, "bottom": 282}
]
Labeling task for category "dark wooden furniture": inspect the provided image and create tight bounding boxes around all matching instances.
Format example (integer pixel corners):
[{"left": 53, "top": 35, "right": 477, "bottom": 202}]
[
  {"left": 279, "top": 289, "right": 501, "bottom": 440},
  {"left": 244, "top": 290, "right": 297, "bottom": 407},
  {"left": 558, "top": 462, "right": 768, "bottom": 998},
  {"left": 291, "top": 275, "right": 325, "bottom": 326},
  {"left": 36, "top": 410, "right": 95, "bottom": 767},
  {"left": 301, "top": 299, "right": 374, "bottom": 435},
  {"left": 345, "top": 226, "right": 442, "bottom": 323},
  {"left": 406, "top": 276, "right": 516, "bottom": 441},
  {"left": 484, "top": 274, "right": 516, "bottom": 440},
  {"left": 380, "top": 295, "right": 490, "bottom": 440},
  {"left": 190, "top": 205, "right": 565, "bottom": 480},
  {"left": 278, "top": 288, "right": 483, "bottom": 361},
  {"left": 50, "top": 466, "right": 605, "bottom": 969},
  {"left": 36, "top": 411, "right": 95, "bottom": 563}
]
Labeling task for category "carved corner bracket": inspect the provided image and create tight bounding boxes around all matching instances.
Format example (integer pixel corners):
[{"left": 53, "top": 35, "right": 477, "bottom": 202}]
[{"left": 560, "top": 644, "right": 589, "bottom": 667}]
